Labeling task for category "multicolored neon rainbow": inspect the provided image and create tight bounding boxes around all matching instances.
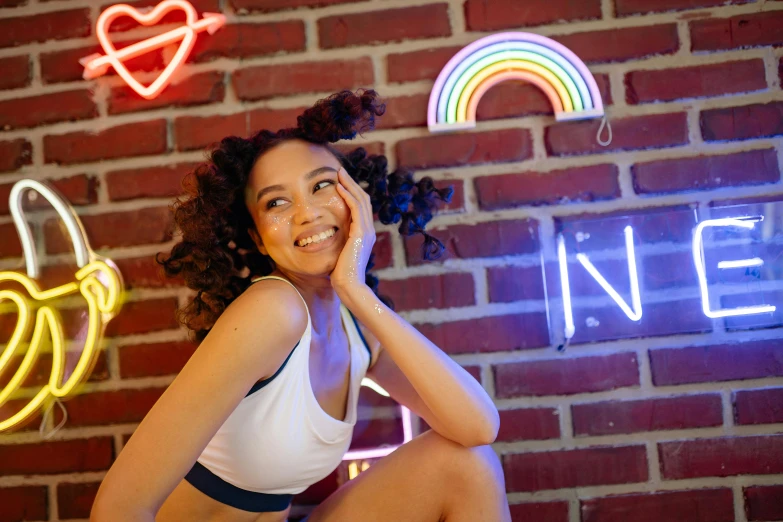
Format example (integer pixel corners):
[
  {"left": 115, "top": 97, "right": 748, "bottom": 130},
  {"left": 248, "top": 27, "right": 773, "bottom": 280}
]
[{"left": 428, "top": 32, "right": 605, "bottom": 132}]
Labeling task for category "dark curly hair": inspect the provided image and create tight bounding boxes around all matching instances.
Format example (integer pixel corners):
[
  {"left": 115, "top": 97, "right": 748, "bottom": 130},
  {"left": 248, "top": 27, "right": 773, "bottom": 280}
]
[{"left": 156, "top": 89, "right": 453, "bottom": 342}]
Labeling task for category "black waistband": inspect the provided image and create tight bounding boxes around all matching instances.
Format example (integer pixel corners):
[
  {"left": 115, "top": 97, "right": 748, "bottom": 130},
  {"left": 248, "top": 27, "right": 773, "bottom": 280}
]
[{"left": 184, "top": 461, "right": 293, "bottom": 512}]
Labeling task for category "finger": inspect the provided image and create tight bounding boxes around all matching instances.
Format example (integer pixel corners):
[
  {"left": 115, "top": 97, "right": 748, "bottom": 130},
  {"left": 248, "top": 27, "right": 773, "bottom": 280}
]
[{"left": 338, "top": 170, "right": 372, "bottom": 227}]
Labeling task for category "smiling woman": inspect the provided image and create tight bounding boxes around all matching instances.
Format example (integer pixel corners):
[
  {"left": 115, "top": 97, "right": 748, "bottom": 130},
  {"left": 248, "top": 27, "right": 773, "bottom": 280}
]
[{"left": 89, "top": 89, "right": 510, "bottom": 522}]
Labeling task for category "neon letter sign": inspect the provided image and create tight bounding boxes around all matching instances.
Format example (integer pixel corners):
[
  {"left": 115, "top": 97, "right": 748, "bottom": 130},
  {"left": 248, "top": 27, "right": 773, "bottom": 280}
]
[
  {"left": 80, "top": 0, "right": 226, "bottom": 100},
  {"left": 692, "top": 217, "right": 776, "bottom": 319},
  {"left": 0, "top": 180, "right": 123, "bottom": 432}
]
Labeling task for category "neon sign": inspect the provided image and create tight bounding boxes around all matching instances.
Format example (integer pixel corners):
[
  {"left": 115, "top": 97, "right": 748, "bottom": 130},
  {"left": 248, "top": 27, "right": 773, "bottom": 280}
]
[
  {"left": 555, "top": 205, "right": 780, "bottom": 344},
  {"left": 343, "top": 378, "right": 413, "bottom": 479},
  {"left": 427, "top": 32, "right": 605, "bottom": 133},
  {"left": 0, "top": 180, "right": 123, "bottom": 432},
  {"left": 80, "top": 0, "right": 226, "bottom": 100}
]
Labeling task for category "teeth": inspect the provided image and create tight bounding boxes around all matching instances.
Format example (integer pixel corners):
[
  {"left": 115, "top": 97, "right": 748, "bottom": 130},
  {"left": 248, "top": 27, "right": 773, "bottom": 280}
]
[{"left": 297, "top": 228, "right": 335, "bottom": 247}]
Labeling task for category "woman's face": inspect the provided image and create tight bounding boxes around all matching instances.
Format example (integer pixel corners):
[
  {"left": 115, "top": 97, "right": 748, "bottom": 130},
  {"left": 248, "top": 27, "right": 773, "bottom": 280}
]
[{"left": 245, "top": 139, "right": 350, "bottom": 277}]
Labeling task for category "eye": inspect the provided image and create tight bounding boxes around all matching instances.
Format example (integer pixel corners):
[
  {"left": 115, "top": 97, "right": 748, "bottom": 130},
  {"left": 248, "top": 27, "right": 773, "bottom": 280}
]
[{"left": 266, "top": 180, "right": 334, "bottom": 209}]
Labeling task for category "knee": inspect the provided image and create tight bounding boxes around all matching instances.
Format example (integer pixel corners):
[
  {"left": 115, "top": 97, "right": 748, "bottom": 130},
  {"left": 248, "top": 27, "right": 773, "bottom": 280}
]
[{"left": 425, "top": 432, "right": 504, "bottom": 488}]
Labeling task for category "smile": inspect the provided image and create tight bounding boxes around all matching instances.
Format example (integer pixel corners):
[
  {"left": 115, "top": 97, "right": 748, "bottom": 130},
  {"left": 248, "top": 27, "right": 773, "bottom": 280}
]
[{"left": 295, "top": 227, "right": 338, "bottom": 251}]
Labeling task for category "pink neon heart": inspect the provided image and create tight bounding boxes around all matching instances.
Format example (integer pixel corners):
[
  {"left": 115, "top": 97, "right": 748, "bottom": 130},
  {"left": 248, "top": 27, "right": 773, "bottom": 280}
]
[{"left": 95, "top": 0, "right": 200, "bottom": 100}]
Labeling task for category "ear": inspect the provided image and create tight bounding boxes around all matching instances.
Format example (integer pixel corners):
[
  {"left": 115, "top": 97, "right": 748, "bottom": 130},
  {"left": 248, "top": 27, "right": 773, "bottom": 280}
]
[{"left": 248, "top": 227, "right": 268, "bottom": 256}]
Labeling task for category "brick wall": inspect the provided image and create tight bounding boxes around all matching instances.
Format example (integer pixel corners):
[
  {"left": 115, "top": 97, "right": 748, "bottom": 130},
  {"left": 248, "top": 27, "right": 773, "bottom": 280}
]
[{"left": 0, "top": 0, "right": 782, "bottom": 521}]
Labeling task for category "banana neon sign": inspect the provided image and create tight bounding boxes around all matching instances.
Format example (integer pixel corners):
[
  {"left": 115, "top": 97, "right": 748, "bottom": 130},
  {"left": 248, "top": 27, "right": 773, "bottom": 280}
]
[{"left": 0, "top": 180, "right": 123, "bottom": 432}]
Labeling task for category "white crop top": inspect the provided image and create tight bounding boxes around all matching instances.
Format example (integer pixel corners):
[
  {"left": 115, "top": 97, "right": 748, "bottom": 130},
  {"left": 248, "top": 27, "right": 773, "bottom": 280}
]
[{"left": 190, "top": 275, "right": 372, "bottom": 501}]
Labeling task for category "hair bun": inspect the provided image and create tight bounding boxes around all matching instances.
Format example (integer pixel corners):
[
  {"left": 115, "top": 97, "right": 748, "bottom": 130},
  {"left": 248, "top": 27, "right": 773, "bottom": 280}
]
[{"left": 296, "top": 89, "right": 386, "bottom": 143}]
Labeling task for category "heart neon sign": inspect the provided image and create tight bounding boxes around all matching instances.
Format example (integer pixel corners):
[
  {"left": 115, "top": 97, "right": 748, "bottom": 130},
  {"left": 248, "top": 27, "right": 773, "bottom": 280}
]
[{"left": 80, "top": 0, "right": 225, "bottom": 100}]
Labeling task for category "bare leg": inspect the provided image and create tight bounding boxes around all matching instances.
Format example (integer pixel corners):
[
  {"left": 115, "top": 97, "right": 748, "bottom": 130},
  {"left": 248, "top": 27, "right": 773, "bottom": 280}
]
[{"left": 305, "top": 430, "right": 511, "bottom": 522}]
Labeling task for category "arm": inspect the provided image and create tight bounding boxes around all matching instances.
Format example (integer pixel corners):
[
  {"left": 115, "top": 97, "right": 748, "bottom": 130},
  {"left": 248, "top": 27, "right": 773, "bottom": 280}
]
[
  {"left": 342, "top": 285, "right": 499, "bottom": 447},
  {"left": 90, "top": 280, "right": 307, "bottom": 521}
]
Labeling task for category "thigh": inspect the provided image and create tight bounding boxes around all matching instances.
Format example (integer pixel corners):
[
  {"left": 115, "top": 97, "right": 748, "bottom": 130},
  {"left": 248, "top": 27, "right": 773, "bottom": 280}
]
[{"left": 304, "top": 430, "right": 469, "bottom": 522}]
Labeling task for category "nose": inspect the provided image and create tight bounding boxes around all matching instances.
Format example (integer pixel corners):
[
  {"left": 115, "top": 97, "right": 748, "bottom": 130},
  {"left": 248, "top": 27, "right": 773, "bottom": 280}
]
[{"left": 293, "top": 195, "right": 324, "bottom": 225}]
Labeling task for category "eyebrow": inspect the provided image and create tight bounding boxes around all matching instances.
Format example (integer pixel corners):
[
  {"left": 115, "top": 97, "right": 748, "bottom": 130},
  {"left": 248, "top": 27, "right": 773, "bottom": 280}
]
[{"left": 255, "top": 166, "right": 338, "bottom": 203}]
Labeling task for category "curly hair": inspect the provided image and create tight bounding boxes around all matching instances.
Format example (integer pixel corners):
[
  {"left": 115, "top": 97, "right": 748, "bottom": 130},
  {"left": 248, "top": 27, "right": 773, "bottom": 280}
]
[{"left": 156, "top": 89, "right": 453, "bottom": 342}]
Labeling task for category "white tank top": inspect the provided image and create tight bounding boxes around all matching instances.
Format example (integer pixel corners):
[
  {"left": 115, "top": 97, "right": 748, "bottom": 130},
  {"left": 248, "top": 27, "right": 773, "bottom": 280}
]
[{"left": 195, "top": 275, "right": 371, "bottom": 495}]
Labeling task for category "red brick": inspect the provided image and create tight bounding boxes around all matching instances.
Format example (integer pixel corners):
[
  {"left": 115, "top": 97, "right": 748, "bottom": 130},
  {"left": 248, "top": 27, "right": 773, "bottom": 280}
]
[
  {"left": 572, "top": 394, "right": 723, "bottom": 436},
  {"left": 108, "top": 71, "right": 225, "bottom": 115},
  {"left": 626, "top": 60, "right": 767, "bottom": 104},
  {"left": 120, "top": 341, "right": 199, "bottom": 378},
  {"left": 63, "top": 388, "right": 165, "bottom": 426},
  {"left": 659, "top": 435, "right": 783, "bottom": 479},
  {"left": 0, "top": 138, "right": 32, "bottom": 172},
  {"left": 333, "top": 140, "right": 385, "bottom": 158},
  {"left": 476, "top": 164, "right": 620, "bottom": 210},
  {"left": 44, "top": 206, "right": 173, "bottom": 253},
  {"left": 487, "top": 264, "right": 545, "bottom": 303},
  {"left": 0, "top": 486, "right": 47, "bottom": 522},
  {"left": 232, "top": 58, "right": 374, "bottom": 101},
  {"left": 0, "top": 351, "right": 108, "bottom": 389},
  {"left": 104, "top": 298, "right": 180, "bottom": 336},
  {"left": 510, "top": 501, "right": 569, "bottom": 522},
  {"left": 691, "top": 11, "right": 783, "bottom": 52},
  {"left": 403, "top": 218, "right": 540, "bottom": 266},
  {"left": 552, "top": 24, "right": 679, "bottom": 64},
  {"left": 0, "top": 174, "right": 98, "bottom": 215},
  {"left": 377, "top": 273, "right": 474, "bottom": 312},
  {"left": 0, "top": 222, "right": 23, "bottom": 257},
  {"left": 319, "top": 4, "right": 450, "bottom": 49},
  {"left": 370, "top": 231, "right": 391, "bottom": 270},
  {"left": 504, "top": 445, "right": 647, "bottom": 492},
  {"left": 0, "top": 90, "right": 96, "bottom": 130},
  {"left": 351, "top": 416, "right": 404, "bottom": 449},
  {"left": 498, "top": 408, "right": 560, "bottom": 442},
  {"left": 495, "top": 353, "right": 639, "bottom": 398},
  {"left": 386, "top": 45, "right": 461, "bottom": 84},
  {"left": 57, "top": 482, "right": 99, "bottom": 520},
  {"left": 465, "top": 0, "right": 601, "bottom": 31},
  {"left": 415, "top": 312, "right": 550, "bottom": 355},
  {"left": 0, "top": 9, "right": 90, "bottom": 48},
  {"left": 190, "top": 21, "right": 306, "bottom": 62},
  {"left": 0, "top": 55, "right": 30, "bottom": 90},
  {"left": 44, "top": 119, "right": 167, "bottom": 165},
  {"left": 553, "top": 113, "right": 687, "bottom": 158},
  {"left": 374, "top": 94, "right": 428, "bottom": 130},
  {"left": 249, "top": 106, "right": 303, "bottom": 133},
  {"left": 615, "top": 0, "right": 752, "bottom": 16},
  {"left": 430, "top": 178, "right": 464, "bottom": 214},
  {"left": 581, "top": 489, "right": 734, "bottom": 522},
  {"left": 107, "top": 162, "right": 195, "bottom": 201},
  {"left": 633, "top": 149, "right": 779, "bottom": 195},
  {"left": 118, "top": 255, "right": 184, "bottom": 289},
  {"left": 41, "top": 43, "right": 162, "bottom": 84},
  {"left": 745, "top": 485, "right": 783, "bottom": 521},
  {"left": 650, "top": 339, "right": 783, "bottom": 386},
  {"left": 231, "top": 0, "right": 363, "bottom": 12},
  {"left": 397, "top": 129, "right": 532, "bottom": 169},
  {"left": 734, "top": 387, "right": 783, "bottom": 425},
  {"left": 175, "top": 112, "right": 247, "bottom": 151},
  {"left": 0, "top": 437, "right": 113, "bottom": 475},
  {"left": 701, "top": 101, "right": 783, "bottom": 142}
]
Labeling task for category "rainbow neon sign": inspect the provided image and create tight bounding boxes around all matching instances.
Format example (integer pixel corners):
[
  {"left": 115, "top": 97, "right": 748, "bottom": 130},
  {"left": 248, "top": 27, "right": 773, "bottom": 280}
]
[
  {"left": 0, "top": 180, "right": 123, "bottom": 432},
  {"left": 428, "top": 32, "right": 605, "bottom": 132}
]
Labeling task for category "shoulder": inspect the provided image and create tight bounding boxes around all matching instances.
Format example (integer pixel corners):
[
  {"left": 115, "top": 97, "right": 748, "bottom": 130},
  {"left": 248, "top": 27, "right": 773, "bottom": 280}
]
[{"left": 210, "top": 278, "right": 308, "bottom": 365}]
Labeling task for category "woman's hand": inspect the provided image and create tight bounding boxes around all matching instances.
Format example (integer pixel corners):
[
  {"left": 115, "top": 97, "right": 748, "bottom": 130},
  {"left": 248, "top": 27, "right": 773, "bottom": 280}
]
[{"left": 330, "top": 168, "right": 375, "bottom": 293}]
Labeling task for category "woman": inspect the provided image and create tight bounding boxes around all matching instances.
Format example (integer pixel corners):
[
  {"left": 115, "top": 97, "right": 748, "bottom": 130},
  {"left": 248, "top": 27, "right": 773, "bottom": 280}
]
[{"left": 91, "top": 90, "right": 511, "bottom": 522}]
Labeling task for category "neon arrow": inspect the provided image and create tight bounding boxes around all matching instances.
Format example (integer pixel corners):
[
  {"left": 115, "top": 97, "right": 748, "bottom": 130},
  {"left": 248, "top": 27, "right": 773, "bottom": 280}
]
[{"left": 80, "top": 0, "right": 226, "bottom": 100}]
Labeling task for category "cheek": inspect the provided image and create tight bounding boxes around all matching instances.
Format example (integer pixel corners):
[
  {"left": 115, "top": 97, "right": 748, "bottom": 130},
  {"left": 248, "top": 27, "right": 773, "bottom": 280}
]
[
  {"left": 324, "top": 194, "right": 349, "bottom": 222},
  {"left": 259, "top": 214, "right": 293, "bottom": 244}
]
